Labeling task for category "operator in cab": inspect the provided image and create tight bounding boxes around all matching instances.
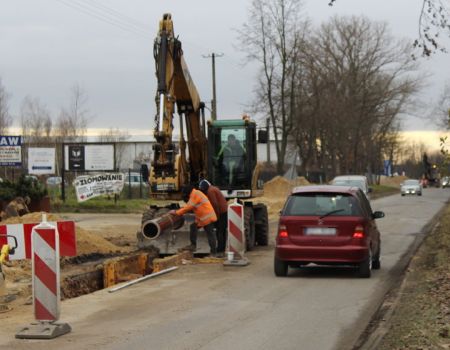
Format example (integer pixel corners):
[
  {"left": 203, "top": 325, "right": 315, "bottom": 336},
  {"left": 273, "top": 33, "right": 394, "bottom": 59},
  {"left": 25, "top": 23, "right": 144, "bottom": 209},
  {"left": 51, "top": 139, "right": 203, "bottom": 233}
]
[
  {"left": 217, "top": 134, "right": 246, "bottom": 185},
  {"left": 169, "top": 184, "right": 217, "bottom": 256}
]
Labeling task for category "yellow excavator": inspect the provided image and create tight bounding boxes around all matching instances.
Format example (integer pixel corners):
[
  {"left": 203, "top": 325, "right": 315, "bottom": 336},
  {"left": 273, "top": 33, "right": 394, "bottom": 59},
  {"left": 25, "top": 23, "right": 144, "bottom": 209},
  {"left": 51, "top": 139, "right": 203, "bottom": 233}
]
[{"left": 136, "top": 14, "right": 269, "bottom": 254}]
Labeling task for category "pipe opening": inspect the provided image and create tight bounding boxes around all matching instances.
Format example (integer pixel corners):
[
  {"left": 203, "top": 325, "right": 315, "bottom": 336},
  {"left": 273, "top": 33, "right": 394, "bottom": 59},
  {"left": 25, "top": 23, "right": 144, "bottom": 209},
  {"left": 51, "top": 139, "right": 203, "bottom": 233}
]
[{"left": 142, "top": 221, "right": 160, "bottom": 239}]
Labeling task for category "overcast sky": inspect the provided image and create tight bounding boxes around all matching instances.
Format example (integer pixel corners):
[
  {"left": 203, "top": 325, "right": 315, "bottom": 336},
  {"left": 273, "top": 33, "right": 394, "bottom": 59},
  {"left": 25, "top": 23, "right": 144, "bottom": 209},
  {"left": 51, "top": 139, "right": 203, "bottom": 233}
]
[{"left": 1, "top": 0, "right": 449, "bottom": 134}]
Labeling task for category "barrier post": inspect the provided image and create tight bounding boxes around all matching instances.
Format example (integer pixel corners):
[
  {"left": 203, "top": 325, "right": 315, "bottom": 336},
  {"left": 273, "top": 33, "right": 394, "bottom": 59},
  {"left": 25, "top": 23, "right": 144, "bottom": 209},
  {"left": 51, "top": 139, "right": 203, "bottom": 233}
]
[
  {"left": 223, "top": 199, "right": 249, "bottom": 267},
  {"left": 16, "top": 213, "right": 71, "bottom": 339}
]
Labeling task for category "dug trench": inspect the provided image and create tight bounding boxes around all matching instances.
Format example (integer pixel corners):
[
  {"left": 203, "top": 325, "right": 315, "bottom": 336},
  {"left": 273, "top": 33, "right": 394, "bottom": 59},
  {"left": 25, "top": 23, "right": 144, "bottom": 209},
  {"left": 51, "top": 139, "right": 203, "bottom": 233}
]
[{"left": 0, "top": 212, "right": 199, "bottom": 315}]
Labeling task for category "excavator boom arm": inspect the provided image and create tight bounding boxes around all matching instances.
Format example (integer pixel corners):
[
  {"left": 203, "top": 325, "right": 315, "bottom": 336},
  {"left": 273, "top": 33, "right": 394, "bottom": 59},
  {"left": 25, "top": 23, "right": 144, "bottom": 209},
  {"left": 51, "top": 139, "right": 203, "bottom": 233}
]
[{"left": 151, "top": 14, "right": 207, "bottom": 197}]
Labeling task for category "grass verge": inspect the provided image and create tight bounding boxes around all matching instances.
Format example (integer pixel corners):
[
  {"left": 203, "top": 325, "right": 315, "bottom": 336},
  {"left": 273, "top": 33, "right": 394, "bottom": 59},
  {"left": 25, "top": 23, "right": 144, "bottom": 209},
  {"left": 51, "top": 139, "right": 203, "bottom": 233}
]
[
  {"left": 370, "top": 184, "right": 400, "bottom": 200},
  {"left": 377, "top": 204, "right": 450, "bottom": 349}
]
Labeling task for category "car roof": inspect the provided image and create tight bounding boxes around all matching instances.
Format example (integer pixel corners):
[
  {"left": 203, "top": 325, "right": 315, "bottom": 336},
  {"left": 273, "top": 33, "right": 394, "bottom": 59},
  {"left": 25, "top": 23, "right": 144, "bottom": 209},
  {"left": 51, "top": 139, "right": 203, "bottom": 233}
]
[
  {"left": 291, "top": 185, "right": 360, "bottom": 195},
  {"left": 332, "top": 175, "right": 367, "bottom": 181}
]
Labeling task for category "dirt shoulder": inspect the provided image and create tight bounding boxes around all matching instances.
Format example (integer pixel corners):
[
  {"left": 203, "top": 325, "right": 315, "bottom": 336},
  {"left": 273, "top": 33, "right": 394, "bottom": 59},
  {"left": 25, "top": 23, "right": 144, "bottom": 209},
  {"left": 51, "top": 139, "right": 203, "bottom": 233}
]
[{"left": 359, "top": 202, "right": 450, "bottom": 349}]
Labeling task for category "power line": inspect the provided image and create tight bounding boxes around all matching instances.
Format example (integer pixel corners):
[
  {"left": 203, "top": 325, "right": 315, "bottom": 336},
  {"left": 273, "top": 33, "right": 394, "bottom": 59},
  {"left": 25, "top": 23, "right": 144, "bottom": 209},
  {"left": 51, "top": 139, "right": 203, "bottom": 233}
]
[
  {"left": 54, "top": 0, "right": 151, "bottom": 39},
  {"left": 76, "top": 0, "right": 150, "bottom": 33}
]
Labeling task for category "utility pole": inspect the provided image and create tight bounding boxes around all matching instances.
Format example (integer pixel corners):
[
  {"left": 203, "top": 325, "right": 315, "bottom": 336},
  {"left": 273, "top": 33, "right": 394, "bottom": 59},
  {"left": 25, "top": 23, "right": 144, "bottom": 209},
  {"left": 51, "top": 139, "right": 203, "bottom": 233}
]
[
  {"left": 202, "top": 53, "right": 223, "bottom": 120},
  {"left": 266, "top": 118, "right": 271, "bottom": 164}
]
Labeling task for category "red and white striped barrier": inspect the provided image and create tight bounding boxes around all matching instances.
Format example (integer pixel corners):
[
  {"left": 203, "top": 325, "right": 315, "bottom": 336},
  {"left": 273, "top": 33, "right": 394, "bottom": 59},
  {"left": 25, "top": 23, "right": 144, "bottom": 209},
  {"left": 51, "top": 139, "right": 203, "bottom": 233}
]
[
  {"left": 224, "top": 199, "right": 249, "bottom": 267},
  {"left": 32, "top": 221, "right": 61, "bottom": 322},
  {"left": 15, "top": 215, "right": 73, "bottom": 339},
  {"left": 0, "top": 221, "right": 76, "bottom": 260}
]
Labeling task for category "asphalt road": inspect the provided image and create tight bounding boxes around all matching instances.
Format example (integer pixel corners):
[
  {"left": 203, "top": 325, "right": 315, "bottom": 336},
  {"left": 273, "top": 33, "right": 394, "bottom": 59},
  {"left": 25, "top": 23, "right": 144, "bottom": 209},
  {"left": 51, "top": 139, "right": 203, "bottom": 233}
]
[{"left": 1, "top": 188, "right": 448, "bottom": 350}]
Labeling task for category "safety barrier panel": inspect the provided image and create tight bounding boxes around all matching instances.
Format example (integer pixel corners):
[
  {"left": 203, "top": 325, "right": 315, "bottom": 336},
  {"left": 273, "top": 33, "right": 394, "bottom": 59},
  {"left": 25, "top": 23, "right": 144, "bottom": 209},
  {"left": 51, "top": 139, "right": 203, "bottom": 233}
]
[
  {"left": 0, "top": 221, "right": 76, "bottom": 260},
  {"left": 223, "top": 199, "right": 249, "bottom": 267},
  {"left": 15, "top": 214, "right": 74, "bottom": 339}
]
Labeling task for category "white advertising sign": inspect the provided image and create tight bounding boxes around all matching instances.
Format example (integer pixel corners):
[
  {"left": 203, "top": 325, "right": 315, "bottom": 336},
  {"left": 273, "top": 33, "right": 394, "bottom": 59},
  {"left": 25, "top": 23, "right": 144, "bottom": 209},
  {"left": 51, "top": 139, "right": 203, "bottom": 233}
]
[
  {"left": 28, "top": 147, "right": 55, "bottom": 175},
  {"left": 85, "top": 145, "right": 114, "bottom": 170},
  {"left": 73, "top": 173, "right": 124, "bottom": 202}
]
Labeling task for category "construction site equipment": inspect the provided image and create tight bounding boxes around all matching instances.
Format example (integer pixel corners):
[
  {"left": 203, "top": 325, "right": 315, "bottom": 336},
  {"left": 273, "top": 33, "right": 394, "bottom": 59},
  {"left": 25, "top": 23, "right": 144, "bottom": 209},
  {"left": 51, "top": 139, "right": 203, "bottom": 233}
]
[
  {"left": 1, "top": 235, "right": 18, "bottom": 302},
  {"left": 422, "top": 153, "right": 441, "bottom": 188},
  {"left": 136, "top": 13, "right": 268, "bottom": 254},
  {"left": 16, "top": 217, "right": 71, "bottom": 339},
  {"left": 223, "top": 199, "right": 249, "bottom": 267},
  {"left": 108, "top": 266, "right": 178, "bottom": 293},
  {"left": 141, "top": 212, "right": 184, "bottom": 240},
  {"left": 0, "top": 221, "right": 76, "bottom": 260}
]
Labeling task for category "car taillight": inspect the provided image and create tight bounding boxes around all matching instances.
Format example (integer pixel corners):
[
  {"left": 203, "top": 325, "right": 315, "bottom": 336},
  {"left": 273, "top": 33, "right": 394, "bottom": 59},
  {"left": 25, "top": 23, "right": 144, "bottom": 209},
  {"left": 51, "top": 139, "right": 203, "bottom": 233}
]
[
  {"left": 353, "top": 225, "right": 364, "bottom": 239},
  {"left": 278, "top": 224, "right": 288, "bottom": 238}
]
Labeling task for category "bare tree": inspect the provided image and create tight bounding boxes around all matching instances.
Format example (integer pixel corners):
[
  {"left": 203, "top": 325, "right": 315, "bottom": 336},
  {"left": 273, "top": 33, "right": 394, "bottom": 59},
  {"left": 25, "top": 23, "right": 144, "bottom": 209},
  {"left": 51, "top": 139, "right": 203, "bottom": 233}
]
[
  {"left": 434, "top": 81, "right": 450, "bottom": 129},
  {"left": 328, "top": 0, "right": 450, "bottom": 57},
  {"left": 293, "top": 16, "right": 422, "bottom": 178},
  {"left": 238, "top": 0, "right": 309, "bottom": 174},
  {"left": 98, "top": 127, "right": 130, "bottom": 169},
  {"left": 20, "top": 96, "right": 52, "bottom": 144},
  {"left": 0, "top": 78, "right": 12, "bottom": 134},
  {"left": 55, "top": 83, "right": 91, "bottom": 142}
]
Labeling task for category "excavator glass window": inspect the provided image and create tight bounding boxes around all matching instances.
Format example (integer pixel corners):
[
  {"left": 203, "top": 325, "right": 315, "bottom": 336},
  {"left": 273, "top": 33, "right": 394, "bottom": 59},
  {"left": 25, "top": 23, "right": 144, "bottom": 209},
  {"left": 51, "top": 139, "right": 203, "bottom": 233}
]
[{"left": 210, "top": 127, "right": 248, "bottom": 188}]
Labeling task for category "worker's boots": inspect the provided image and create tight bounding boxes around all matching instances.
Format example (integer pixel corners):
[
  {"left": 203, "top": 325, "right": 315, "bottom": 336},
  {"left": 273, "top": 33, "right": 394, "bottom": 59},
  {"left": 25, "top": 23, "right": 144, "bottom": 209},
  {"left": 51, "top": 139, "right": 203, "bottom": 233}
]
[{"left": 180, "top": 244, "right": 196, "bottom": 252}]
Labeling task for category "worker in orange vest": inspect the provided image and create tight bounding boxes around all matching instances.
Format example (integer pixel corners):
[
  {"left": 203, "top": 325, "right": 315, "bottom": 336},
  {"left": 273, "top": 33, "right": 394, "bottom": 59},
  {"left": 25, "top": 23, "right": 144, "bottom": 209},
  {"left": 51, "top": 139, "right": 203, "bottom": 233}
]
[{"left": 169, "top": 184, "right": 217, "bottom": 255}]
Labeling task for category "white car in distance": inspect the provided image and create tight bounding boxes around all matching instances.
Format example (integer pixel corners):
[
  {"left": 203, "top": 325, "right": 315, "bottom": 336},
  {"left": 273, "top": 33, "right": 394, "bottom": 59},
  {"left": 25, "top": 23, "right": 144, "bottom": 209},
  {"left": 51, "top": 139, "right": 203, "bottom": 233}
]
[
  {"left": 330, "top": 175, "right": 371, "bottom": 198},
  {"left": 400, "top": 179, "right": 422, "bottom": 196}
]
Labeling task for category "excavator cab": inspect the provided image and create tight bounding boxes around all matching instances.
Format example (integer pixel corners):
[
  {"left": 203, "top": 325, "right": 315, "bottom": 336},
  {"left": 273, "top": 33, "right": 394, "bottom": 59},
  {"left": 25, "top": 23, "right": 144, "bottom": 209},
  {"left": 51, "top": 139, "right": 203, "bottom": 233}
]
[{"left": 207, "top": 119, "right": 258, "bottom": 198}]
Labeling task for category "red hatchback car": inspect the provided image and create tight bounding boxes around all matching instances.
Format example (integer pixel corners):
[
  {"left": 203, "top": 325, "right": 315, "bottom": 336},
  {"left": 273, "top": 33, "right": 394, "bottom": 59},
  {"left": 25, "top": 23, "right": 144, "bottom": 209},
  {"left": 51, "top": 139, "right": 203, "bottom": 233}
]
[{"left": 274, "top": 185, "right": 384, "bottom": 278}]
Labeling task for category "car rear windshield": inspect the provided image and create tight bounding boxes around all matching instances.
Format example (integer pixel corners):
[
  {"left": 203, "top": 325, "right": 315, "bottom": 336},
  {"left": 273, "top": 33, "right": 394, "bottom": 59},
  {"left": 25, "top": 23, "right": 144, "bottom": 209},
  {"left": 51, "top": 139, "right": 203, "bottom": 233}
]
[
  {"left": 332, "top": 179, "right": 365, "bottom": 190},
  {"left": 283, "top": 192, "right": 362, "bottom": 216}
]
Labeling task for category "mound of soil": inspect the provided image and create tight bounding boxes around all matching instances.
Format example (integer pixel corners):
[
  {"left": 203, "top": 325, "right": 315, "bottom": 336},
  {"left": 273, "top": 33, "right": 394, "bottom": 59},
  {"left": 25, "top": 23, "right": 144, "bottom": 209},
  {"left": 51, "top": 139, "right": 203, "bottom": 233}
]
[
  {"left": 260, "top": 176, "right": 310, "bottom": 218},
  {"left": 1, "top": 212, "right": 125, "bottom": 314},
  {"left": 263, "top": 176, "right": 310, "bottom": 197},
  {"left": 2, "top": 212, "right": 123, "bottom": 255}
]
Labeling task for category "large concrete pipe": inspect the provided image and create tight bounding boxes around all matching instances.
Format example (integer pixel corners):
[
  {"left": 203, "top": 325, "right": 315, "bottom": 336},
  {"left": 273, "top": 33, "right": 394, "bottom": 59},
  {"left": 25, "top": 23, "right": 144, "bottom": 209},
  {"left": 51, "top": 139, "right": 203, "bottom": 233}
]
[{"left": 141, "top": 213, "right": 184, "bottom": 240}]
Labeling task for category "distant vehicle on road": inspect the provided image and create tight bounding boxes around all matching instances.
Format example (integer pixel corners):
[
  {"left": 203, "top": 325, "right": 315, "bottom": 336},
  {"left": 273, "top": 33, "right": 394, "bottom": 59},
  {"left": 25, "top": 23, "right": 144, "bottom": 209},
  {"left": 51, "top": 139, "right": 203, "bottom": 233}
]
[
  {"left": 274, "top": 185, "right": 384, "bottom": 278},
  {"left": 441, "top": 176, "right": 450, "bottom": 188},
  {"left": 124, "top": 172, "right": 148, "bottom": 187},
  {"left": 400, "top": 179, "right": 422, "bottom": 196},
  {"left": 46, "top": 176, "right": 62, "bottom": 186},
  {"left": 330, "top": 175, "right": 371, "bottom": 197}
]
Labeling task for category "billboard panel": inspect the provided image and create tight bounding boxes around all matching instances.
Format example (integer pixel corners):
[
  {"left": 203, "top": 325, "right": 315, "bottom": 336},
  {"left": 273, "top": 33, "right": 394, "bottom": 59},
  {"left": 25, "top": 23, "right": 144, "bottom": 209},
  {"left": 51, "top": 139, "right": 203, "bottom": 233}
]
[
  {"left": 65, "top": 144, "right": 114, "bottom": 171},
  {"left": 0, "top": 135, "right": 22, "bottom": 166},
  {"left": 28, "top": 147, "right": 56, "bottom": 174}
]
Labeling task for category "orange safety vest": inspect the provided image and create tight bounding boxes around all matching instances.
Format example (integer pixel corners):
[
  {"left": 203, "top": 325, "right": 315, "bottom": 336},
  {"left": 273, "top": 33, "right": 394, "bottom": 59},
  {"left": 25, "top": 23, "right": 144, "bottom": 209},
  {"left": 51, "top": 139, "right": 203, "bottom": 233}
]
[{"left": 176, "top": 189, "right": 217, "bottom": 227}]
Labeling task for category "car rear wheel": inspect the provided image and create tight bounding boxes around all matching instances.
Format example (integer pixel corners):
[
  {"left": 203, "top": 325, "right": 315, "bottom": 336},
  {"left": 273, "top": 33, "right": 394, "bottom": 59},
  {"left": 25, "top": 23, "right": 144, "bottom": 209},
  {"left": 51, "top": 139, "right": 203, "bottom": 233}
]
[
  {"left": 358, "top": 247, "right": 372, "bottom": 278},
  {"left": 372, "top": 247, "right": 381, "bottom": 270},
  {"left": 274, "top": 257, "right": 288, "bottom": 277}
]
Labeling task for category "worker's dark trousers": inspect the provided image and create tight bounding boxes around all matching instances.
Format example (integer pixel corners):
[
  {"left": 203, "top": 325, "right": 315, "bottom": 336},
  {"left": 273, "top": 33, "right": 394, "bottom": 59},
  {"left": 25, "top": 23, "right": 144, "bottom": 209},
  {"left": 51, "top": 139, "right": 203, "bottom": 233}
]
[
  {"left": 190, "top": 222, "right": 217, "bottom": 254},
  {"left": 215, "top": 211, "right": 228, "bottom": 253}
]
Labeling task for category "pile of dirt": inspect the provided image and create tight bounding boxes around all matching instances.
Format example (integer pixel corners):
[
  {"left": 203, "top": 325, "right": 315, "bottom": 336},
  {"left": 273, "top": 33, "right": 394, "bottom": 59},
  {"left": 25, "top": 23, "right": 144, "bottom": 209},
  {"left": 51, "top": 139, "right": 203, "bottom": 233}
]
[
  {"left": 2, "top": 212, "right": 123, "bottom": 255},
  {"left": 1, "top": 212, "right": 125, "bottom": 313},
  {"left": 263, "top": 176, "right": 309, "bottom": 197},
  {"left": 380, "top": 175, "right": 408, "bottom": 187},
  {"left": 260, "top": 176, "right": 310, "bottom": 218}
]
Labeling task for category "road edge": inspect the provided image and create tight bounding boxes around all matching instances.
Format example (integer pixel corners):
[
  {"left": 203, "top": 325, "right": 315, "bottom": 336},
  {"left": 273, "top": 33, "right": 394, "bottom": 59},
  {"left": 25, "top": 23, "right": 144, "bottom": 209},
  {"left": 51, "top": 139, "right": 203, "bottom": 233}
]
[{"left": 351, "top": 201, "right": 449, "bottom": 350}]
